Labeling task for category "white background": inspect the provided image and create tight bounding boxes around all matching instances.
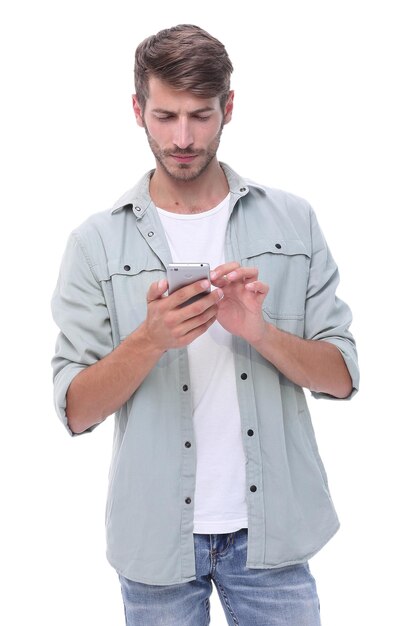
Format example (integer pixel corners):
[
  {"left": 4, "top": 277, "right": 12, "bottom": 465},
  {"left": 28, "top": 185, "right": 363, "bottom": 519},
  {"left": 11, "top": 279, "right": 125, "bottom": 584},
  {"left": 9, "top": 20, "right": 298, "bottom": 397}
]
[{"left": 1, "top": 1, "right": 397, "bottom": 624}]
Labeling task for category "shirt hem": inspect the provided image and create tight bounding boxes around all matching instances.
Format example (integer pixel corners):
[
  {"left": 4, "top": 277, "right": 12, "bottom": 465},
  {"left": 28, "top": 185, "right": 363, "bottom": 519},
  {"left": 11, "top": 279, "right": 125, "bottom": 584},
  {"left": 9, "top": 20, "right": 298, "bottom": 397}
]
[
  {"left": 246, "top": 521, "right": 340, "bottom": 570},
  {"left": 109, "top": 556, "right": 197, "bottom": 587},
  {"left": 109, "top": 521, "right": 340, "bottom": 585}
]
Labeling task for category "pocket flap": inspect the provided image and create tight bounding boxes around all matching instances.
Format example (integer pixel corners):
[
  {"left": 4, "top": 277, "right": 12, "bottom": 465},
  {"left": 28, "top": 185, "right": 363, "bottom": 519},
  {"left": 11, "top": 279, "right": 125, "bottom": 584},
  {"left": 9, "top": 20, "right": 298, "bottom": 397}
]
[
  {"left": 107, "top": 254, "right": 164, "bottom": 277},
  {"left": 241, "top": 238, "right": 310, "bottom": 259}
]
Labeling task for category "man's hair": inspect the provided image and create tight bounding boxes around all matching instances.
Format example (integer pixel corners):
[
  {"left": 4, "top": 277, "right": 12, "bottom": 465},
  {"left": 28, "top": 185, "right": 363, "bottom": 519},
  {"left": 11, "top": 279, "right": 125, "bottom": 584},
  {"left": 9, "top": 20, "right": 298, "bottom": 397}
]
[{"left": 134, "top": 24, "right": 233, "bottom": 111}]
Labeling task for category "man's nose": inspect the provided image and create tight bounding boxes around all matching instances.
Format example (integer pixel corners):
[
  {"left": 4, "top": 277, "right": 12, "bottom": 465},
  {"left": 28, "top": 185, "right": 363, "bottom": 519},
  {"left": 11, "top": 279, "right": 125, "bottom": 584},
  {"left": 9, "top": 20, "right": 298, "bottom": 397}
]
[{"left": 173, "top": 118, "right": 194, "bottom": 149}]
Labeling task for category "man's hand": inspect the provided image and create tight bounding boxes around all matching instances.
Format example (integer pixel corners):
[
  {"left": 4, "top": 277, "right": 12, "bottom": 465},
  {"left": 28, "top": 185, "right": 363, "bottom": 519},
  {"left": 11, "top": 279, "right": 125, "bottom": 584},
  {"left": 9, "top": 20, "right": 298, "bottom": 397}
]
[
  {"left": 142, "top": 277, "right": 224, "bottom": 352},
  {"left": 211, "top": 263, "right": 269, "bottom": 345},
  {"left": 66, "top": 276, "right": 223, "bottom": 433},
  {"left": 210, "top": 263, "right": 352, "bottom": 398}
]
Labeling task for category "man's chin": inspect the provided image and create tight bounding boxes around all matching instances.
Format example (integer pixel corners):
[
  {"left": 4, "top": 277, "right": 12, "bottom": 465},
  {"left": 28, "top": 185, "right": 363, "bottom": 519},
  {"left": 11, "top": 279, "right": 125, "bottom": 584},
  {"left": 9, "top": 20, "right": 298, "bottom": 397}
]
[{"left": 159, "top": 160, "right": 205, "bottom": 182}]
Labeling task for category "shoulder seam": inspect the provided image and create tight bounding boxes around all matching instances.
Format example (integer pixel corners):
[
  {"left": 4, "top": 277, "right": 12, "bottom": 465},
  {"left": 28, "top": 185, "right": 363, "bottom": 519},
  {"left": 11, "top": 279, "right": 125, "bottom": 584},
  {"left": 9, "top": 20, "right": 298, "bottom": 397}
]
[{"left": 71, "top": 230, "right": 100, "bottom": 284}]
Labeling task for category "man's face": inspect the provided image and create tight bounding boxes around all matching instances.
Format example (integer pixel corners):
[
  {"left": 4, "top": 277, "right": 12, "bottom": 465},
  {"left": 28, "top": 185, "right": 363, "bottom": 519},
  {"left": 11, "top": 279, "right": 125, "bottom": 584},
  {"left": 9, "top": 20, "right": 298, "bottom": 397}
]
[{"left": 133, "top": 77, "right": 233, "bottom": 182}]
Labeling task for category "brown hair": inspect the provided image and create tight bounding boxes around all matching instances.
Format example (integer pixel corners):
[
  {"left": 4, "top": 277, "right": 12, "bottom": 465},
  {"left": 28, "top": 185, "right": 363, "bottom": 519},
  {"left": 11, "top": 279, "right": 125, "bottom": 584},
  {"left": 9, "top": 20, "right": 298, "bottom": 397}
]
[{"left": 134, "top": 24, "right": 233, "bottom": 110}]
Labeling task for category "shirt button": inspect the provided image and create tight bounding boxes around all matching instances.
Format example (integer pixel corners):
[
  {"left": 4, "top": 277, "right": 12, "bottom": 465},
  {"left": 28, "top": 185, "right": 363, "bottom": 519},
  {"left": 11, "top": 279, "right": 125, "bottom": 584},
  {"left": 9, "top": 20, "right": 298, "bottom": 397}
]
[
  {"left": 135, "top": 206, "right": 141, "bottom": 212},
  {"left": 275, "top": 243, "right": 282, "bottom": 249},
  {"left": 185, "top": 497, "right": 192, "bottom": 504},
  {"left": 124, "top": 265, "right": 131, "bottom": 271},
  {"left": 240, "top": 187, "right": 247, "bottom": 192},
  {"left": 182, "top": 384, "right": 188, "bottom": 391},
  {"left": 148, "top": 231, "right": 154, "bottom": 237},
  {"left": 247, "top": 429, "right": 254, "bottom": 437},
  {"left": 241, "top": 373, "right": 248, "bottom": 380},
  {"left": 250, "top": 485, "right": 257, "bottom": 493},
  {"left": 185, "top": 441, "right": 191, "bottom": 448}
]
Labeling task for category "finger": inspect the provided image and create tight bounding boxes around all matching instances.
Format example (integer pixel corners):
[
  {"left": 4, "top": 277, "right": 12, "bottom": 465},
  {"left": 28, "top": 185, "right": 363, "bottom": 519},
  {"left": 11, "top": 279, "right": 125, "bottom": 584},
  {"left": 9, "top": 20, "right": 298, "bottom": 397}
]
[
  {"left": 168, "top": 278, "right": 211, "bottom": 308},
  {"left": 222, "top": 267, "right": 259, "bottom": 283},
  {"left": 176, "top": 314, "right": 218, "bottom": 348},
  {"left": 164, "top": 299, "right": 219, "bottom": 347},
  {"left": 210, "top": 262, "right": 240, "bottom": 282},
  {"left": 245, "top": 281, "right": 269, "bottom": 295},
  {"left": 178, "top": 301, "right": 220, "bottom": 335},
  {"left": 182, "top": 288, "right": 224, "bottom": 318},
  {"left": 173, "top": 288, "right": 224, "bottom": 326},
  {"left": 146, "top": 278, "right": 168, "bottom": 303}
]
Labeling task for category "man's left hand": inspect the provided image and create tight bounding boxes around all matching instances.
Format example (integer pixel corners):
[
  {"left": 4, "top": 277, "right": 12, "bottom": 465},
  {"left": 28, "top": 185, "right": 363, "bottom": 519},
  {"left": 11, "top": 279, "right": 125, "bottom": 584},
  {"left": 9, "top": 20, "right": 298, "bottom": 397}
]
[{"left": 211, "top": 263, "right": 269, "bottom": 345}]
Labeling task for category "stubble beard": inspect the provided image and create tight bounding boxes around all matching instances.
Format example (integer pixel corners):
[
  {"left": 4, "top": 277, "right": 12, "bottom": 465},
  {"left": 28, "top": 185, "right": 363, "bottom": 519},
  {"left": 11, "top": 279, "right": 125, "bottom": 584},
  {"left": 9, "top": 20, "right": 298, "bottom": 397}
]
[{"left": 144, "top": 124, "right": 224, "bottom": 182}]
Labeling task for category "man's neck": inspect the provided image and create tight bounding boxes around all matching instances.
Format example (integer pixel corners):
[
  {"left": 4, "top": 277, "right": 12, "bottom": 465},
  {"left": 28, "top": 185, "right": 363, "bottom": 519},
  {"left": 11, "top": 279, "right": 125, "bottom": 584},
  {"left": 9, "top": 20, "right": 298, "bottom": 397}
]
[{"left": 149, "top": 160, "right": 229, "bottom": 214}]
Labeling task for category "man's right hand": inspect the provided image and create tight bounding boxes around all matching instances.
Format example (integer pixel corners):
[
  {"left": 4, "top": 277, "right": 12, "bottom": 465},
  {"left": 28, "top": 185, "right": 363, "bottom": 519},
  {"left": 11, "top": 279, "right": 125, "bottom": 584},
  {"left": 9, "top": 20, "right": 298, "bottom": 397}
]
[
  {"left": 142, "top": 278, "right": 224, "bottom": 352},
  {"left": 66, "top": 278, "right": 223, "bottom": 433}
]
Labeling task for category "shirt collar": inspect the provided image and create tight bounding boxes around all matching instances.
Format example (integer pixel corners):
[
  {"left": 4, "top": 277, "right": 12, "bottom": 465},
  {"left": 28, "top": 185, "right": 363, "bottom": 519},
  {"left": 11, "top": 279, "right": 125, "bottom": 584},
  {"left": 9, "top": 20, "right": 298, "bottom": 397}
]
[{"left": 110, "top": 163, "right": 251, "bottom": 218}]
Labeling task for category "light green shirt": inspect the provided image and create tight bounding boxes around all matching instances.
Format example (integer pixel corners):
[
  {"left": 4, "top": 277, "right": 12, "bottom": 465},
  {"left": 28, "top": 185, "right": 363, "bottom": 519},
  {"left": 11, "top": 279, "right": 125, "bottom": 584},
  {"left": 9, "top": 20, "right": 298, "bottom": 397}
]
[{"left": 51, "top": 163, "right": 359, "bottom": 585}]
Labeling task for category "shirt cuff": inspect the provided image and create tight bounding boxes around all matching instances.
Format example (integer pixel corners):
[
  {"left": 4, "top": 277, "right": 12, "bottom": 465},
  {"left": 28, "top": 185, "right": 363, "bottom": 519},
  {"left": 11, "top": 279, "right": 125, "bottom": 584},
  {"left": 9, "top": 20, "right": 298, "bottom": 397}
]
[
  {"left": 311, "top": 337, "right": 359, "bottom": 401},
  {"left": 53, "top": 363, "right": 99, "bottom": 436}
]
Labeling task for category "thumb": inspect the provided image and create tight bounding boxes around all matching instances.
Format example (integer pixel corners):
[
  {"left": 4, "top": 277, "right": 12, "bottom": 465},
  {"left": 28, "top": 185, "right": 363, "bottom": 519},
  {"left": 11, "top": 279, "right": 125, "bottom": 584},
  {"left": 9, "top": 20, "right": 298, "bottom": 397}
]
[{"left": 146, "top": 278, "right": 168, "bottom": 303}]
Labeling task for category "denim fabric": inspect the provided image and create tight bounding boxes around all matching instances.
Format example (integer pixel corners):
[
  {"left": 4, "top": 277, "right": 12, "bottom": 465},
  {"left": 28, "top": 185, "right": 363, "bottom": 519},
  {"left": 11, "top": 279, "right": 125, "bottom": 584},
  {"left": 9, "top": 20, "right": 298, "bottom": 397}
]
[{"left": 119, "top": 529, "right": 321, "bottom": 625}]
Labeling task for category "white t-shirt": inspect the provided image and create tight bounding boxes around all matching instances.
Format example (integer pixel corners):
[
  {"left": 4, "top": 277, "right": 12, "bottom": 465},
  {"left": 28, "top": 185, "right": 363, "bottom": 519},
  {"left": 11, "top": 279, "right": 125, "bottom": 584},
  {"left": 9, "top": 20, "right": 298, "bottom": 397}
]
[{"left": 157, "top": 195, "right": 248, "bottom": 534}]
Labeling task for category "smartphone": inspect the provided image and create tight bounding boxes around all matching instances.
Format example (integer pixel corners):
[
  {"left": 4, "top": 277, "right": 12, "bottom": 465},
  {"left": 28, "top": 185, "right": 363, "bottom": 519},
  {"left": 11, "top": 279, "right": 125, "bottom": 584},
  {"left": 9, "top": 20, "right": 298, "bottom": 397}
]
[{"left": 167, "top": 263, "right": 211, "bottom": 306}]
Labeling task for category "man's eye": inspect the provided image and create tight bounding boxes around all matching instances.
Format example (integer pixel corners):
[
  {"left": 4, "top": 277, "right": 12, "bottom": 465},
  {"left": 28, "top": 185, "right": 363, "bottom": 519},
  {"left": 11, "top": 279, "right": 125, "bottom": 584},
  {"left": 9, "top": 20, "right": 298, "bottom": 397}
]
[
  {"left": 155, "top": 115, "right": 174, "bottom": 121},
  {"left": 194, "top": 116, "right": 211, "bottom": 121}
]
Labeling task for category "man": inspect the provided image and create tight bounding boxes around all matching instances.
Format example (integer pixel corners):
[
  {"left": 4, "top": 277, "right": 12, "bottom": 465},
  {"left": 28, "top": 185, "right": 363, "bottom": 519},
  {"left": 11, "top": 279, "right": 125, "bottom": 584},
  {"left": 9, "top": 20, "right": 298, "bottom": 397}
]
[{"left": 52, "top": 24, "right": 359, "bottom": 626}]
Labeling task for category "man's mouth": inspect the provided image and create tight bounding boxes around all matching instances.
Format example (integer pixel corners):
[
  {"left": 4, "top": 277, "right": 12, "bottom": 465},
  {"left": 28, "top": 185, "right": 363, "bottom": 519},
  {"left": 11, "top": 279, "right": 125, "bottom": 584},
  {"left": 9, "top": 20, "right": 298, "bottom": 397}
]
[{"left": 170, "top": 153, "right": 197, "bottom": 163}]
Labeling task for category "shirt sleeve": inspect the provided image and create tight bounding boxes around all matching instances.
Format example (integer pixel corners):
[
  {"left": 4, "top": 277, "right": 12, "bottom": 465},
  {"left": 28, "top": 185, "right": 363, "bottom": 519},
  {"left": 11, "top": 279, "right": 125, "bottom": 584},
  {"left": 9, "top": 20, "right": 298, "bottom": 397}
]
[
  {"left": 304, "top": 207, "right": 360, "bottom": 400},
  {"left": 51, "top": 231, "right": 114, "bottom": 435}
]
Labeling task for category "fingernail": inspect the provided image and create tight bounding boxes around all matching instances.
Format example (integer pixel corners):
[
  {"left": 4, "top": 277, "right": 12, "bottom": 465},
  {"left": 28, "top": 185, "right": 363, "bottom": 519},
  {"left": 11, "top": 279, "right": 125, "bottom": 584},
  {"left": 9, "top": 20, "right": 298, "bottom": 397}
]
[
  {"left": 217, "top": 288, "right": 224, "bottom": 300},
  {"left": 201, "top": 279, "right": 210, "bottom": 289},
  {"left": 210, "top": 270, "right": 217, "bottom": 280}
]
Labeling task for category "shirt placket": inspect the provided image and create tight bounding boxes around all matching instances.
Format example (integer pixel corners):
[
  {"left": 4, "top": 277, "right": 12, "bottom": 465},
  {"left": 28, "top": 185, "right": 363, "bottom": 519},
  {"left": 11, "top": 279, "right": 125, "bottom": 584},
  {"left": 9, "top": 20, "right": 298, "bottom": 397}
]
[{"left": 135, "top": 204, "right": 198, "bottom": 580}]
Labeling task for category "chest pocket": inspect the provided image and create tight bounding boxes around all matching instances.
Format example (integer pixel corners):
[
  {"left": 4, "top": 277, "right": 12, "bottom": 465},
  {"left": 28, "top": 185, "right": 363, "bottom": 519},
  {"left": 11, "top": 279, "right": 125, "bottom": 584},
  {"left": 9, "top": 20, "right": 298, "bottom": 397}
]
[
  {"left": 242, "top": 239, "right": 310, "bottom": 329},
  {"left": 107, "top": 254, "right": 166, "bottom": 340}
]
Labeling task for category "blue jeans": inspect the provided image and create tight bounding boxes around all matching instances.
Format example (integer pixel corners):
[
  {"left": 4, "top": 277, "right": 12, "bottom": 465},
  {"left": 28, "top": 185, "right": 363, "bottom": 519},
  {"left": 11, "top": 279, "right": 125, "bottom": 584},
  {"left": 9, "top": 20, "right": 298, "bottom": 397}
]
[{"left": 118, "top": 529, "right": 321, "bottom": 625}]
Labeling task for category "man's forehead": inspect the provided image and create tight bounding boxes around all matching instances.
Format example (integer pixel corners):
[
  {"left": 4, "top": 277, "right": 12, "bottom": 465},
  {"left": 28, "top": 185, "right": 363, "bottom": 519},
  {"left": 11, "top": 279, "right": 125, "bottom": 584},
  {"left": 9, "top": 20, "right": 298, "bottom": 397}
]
[{"left": 146, "top": 76, "right": 220, "bottom": 111}]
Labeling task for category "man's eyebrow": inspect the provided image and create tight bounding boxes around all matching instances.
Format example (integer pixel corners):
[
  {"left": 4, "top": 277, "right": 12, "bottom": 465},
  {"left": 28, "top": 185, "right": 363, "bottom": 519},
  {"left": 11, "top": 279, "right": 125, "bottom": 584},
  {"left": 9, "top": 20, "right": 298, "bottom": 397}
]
[{"left": 151, "top": 106, "right": 216, "bottom": 114}]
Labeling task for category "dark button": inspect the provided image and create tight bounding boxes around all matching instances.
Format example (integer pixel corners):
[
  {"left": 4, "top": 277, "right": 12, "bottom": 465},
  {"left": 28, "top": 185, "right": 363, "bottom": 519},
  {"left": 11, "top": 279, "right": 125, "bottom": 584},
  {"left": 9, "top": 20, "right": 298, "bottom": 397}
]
[
  {"left": 240, "top": 187, "right": 247, "bottom": 192},
  {"left": 124, "top": 265, "right": 131, "bottom": 271},
  {"left": 185, "top": 497, "right": 192, "bottom": 504},
  {"left": 135, "top": 206, "right": 141, "bottom": 212},
  {"left": 241, "top": 373, "right": 248, "bottom": 380},
  {"left": 247, "top": 429, "right": 254, "bottom": 437},
  {"left": 185, "top": 441, "right": 191, "bottom": 448},
  {"left": 182, "top": 384, "right": 188, "bottom": 391},
  {"left": 250, "top": 485, "right": 257, "bottom": 493},
  {"left": 148, "top": 231, "right": 154, "bottom": 237},
  {"left": 275, "top": 243, "right": 282, "bottom": 249}
]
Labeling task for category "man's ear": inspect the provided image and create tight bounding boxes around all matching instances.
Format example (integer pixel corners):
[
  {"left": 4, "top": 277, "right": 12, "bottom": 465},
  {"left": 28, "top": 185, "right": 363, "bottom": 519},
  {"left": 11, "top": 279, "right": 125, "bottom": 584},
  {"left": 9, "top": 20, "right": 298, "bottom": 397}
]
[
  {"left": 132, "top": 95, "right": 145, "bottom": 127},
  {"left": 223, "top": 90, "right": 234, "bottom": 125}
]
